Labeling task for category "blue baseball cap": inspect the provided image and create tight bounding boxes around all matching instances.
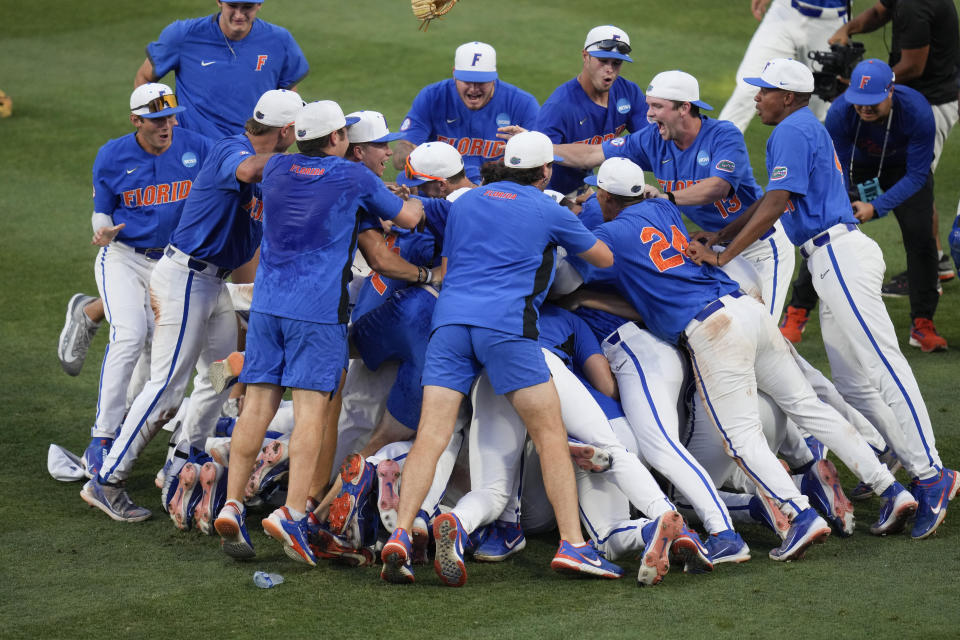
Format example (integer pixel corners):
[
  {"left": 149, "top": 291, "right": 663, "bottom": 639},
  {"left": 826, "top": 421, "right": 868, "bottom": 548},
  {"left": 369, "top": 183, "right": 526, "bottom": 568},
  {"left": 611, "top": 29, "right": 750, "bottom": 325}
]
[{"left": 844, "top": 59, "right": 894, "bottom": 106}]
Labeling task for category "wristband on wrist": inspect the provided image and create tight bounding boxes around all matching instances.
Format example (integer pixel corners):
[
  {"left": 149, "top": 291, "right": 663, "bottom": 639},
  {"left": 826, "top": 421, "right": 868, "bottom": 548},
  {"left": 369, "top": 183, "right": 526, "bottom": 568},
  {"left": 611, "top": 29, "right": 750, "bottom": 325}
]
[
  {"left": 416, "top": 265, "right": 425, "bottom": 283},
  {"left": 665, "top": 191, "right": 676, "bottom": 204}
]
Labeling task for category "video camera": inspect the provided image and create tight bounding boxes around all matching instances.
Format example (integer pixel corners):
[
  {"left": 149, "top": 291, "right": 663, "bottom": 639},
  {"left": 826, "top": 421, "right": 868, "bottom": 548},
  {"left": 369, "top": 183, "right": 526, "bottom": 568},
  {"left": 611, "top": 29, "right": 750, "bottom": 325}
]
[{"left": 808, "top": 42, "right": 866, "bottom": 102}]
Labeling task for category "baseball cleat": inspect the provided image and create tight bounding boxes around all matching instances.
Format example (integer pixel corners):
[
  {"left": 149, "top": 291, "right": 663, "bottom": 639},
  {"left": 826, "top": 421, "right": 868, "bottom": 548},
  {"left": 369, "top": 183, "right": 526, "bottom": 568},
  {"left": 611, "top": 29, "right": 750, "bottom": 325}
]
[
  {"left": 214, "top": 500, "right": 255, "bottom": 559},
  {"left": 262, "top": 506, "right": 317, "bottom": 566},
  {"left": 637, "top": 510, "right": 683, "bottom": 586},
  {"left": 168, "top": 461, "right": 203, "bottom": 531},
  {"left": 804, "top": 435, "right": 827, "bottom": 461},
  {"left": 937, "top": 254, "right": 955, "bottom": 282},
  {"left": 870, "top": 482, "right": 918, "bottom": 536},
  {"left": 778, "top": 305, "right": 809, "bottom": 344},
  {"left": 58, "top": 293, "right": 100, "bottom": 376},
  {"left": 381, "top": 527, "right": 416, "bottom": 584},
  {"left": 801, "top": 459, "right": 855, "bottom": 537},
  {"left": 909, "top": 318, "right": 948, "bottom": 353},
  {"left": 411, "top": 510, "right": 431, "bottom": 565},
  {"left": 328, "top": 453, "right": 375, "bottom": 538},
  {"left": 81, "top": 478, "right": 152, "bottom": 523},
  {"left": 433, "top": 513, "right": 468, "bottom": 587},
  {"left": 768, "top": 508, "right": 831, "bottom": 562},
  {"left": 568, "top": 438, "right": 611, "bottom": 472},
  {"left": 244, "top": 439, "right": 290, "bottom": 501},
  {"left": 910, "top": 469, "right": 959, "bottom": 540},
  {"left": 550, "top": 540, "right": 623, "bottom": 579},
  {"left": 208, "top": 351, "right": 245, "bottom": 394},
  {"left": 82, "top": 437, "right": 113, "bottom": 480},
  {"left": 750, "top": 491, "right": 791, "bottom": 539},
  {"left": 704, "top": 529, "right": 751, "bottom": 564},
  {"left": 473, "top": 519, "right": 526, "bottom": 562},
  {"left": 670, "top": 523, "right": 713, "bottom": 574},
  {"left": 851, "top": 448, "right": 902, "bottom": 501},
  {"left": 308, "top": 522, "right": 376, "bottom": 567},
  {"left": 376, "top": 459, "right": 401, "bottom": 532},
  {"left": 193, "top": 461, "right": 227, "bottom": 535}
]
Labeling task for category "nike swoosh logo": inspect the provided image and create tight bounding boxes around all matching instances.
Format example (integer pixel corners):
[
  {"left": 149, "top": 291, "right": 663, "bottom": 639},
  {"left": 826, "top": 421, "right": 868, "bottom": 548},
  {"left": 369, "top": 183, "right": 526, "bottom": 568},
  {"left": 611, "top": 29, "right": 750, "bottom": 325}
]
[
  {"left": 661, "top": 159, "right": 671, "bottom": 164},
  {"left": 201, "top": 60, "right": 216, "bottom": 67},
  {"left": 446, "top": 118, "right": 457, "bottom": 124},
  {"left": 582, "top": 553, "right": 602, "bottom": 567},
  {"left": 504, "top": 535, "right": 524, "bottom": 550},
  {"left": 819, "top": 270, "right": 829, "bottom": 279},
  {"left": 126, "top": 168, "right": 137, "bottom": 174},
  {"left": 579, "top": 118, "right": 587, "bottom": 125}
]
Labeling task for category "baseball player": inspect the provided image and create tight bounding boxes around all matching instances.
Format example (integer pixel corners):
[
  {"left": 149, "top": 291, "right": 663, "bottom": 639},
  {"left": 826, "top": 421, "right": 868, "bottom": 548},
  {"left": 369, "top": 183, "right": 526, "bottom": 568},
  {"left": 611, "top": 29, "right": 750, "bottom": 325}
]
[
  {"left": 214, "top": 100, "right": 424, "bottom": 564},
  {"left": 536, "top": 25, "right": 649, "bottom": 196},
  {"left": 134, "top": 0, "right": 309, "bottom": 140},
  {"left": 380, "top": 131, "right": 621, "bottom": 586},
  {"left": 81, "top": 89, "right": 304, "bottom": 524},
  {"left": 686, "top": 58, "right": 956, "bottom": 540},
  {"left": 718, "top": 0, "right": 849, "bottom": 132},
  {"left": 78, "top": 84, "right": 212, "bottom": 482},
  {"left": 393, "top": 42, "right": 539, "bottom": 183}
]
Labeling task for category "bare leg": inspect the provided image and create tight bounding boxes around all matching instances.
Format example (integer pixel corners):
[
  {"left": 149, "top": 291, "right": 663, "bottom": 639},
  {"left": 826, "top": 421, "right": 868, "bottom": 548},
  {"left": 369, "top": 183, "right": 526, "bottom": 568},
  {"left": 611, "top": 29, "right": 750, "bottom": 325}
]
[
  {"left": 84, "top": 298, "right": 106, "bottom": 324},
  {"left": 285, "top": 388, "right": 332, "bottom": 514},
  {"left": 224, "top": 383, "right": 283, "bottom": 504}
]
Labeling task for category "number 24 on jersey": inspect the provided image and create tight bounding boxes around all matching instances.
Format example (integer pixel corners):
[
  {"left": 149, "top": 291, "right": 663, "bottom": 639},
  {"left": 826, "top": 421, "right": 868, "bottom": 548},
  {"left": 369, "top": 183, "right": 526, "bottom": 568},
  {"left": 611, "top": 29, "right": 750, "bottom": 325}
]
[{"left": 641, "top": 224, "right": 689, "bottom": 273}]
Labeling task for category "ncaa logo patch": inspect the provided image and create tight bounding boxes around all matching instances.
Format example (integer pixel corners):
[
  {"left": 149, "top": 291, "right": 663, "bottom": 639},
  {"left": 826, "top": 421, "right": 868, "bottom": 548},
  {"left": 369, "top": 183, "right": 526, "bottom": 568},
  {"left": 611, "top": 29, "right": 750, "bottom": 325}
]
[
  {"left": 771, "top": 166, "right": 788, "bottom": 180},
  {"left": 616, "top": 98, "right": 631, "bottom": 114},
  {"left": 496, "top": 112, "right": 511, "bottom": 127},
  {"left": 697, "top": 150, "right": 710, "bottom": 166},
  {"left": 610, "top": 137, "right": 625, "bottom": 147},
  {"left": 400, "top": 118, "right": 411, "bottom": 132},
  {"left": 181, "top": 152, "right": 198, "bottom": 168},
  {"left": 715, "top": 159, "right": 735, "bottom": 172}
]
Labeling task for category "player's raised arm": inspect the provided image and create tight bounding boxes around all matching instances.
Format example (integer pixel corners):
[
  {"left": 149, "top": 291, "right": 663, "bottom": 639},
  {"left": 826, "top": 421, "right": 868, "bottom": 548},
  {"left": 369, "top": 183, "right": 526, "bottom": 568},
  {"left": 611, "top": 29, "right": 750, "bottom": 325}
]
[
  {"left": 554, "top": 142, "right": 606, "bottom": 170},
  {"left": 577, "top": 238, "right": 613, "bottom": 268},
  {"left": 133, "top": 58, "right": 158, "bottom": 86},
  {"left": 388, "top": 196, "right": 424, "bottom": 230},
  {"left": 235, "top": 153, "right": 277, "bottom": 183}
]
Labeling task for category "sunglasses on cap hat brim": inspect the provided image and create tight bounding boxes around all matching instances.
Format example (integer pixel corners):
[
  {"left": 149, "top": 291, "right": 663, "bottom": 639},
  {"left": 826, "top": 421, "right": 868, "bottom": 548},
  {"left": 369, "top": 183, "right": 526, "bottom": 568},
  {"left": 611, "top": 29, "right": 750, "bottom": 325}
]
[
  {"left": 404, "top": 156, "right": 444, "bottom": 184},
  {"left": 586, "top": 39, "right": 632, "bottom": 55},
  {"left": 134, "top": 94, "right": 183, "bottom": 118}
]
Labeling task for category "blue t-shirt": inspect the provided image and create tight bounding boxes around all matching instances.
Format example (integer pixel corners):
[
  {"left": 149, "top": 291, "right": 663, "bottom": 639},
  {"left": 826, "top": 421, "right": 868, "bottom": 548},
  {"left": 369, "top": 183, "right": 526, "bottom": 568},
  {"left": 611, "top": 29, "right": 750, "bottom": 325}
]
[
  {"left": 147, "top": 14, "right": 309, "bottom": 139},
  {"left": 603, "top": 116, "right": 763, "bottom": 232},
  {"left": 252, "top": 154, "right": 404, "bottom": 324},
  {"left": 538, "top": 303, "right": 603, "bottom": 369},
  {"left": 537, "top": 77, "right": 649, "bottom": 195},
  {"left": 571, "top": 198, "right": 739, "bottom": 345},
  {"left": 764, "top": 107, "right": 857, "bottom": 245},
  {"left": 92, "top": 128, "right": 212, "bottom": 248},
  {"left": 826, "top": 85, "right": 935, "bottom": 217},
  {"left": 434, "top": 182, "right": 599, "bottom": 339},
  {"left": 169, "top": 134, "right": 263, "bottom": 270},
  {"left": 398, "top": 79, "right": 539, "bottom": 183}
]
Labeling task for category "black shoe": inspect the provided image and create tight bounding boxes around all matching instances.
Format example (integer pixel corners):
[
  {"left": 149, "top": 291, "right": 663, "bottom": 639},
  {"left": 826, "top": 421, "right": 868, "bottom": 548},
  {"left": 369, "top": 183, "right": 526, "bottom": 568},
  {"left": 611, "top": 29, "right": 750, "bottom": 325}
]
[{"left": 938, "top": 254, "right": 956, "bottom": 282}]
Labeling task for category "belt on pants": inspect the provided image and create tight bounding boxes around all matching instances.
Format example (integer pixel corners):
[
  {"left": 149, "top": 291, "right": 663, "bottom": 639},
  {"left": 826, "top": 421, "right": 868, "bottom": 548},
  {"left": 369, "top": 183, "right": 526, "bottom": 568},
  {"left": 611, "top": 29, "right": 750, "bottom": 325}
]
[
  {"left": 134, "top": 247, "right": 166, "bottom": 261},
  {"left": 759, "top": 226, "right": 777, "bottom": 241},
  {"left": 165, "top": 246, "right": 232, "bottom": 280},
  {"left": 605, "top": 320, "right": 647, "bottom": 346},
  {"left": 791, "top": 0, "right": 846, "bottom": 18},
  {"left": 799, "top": 222, "right": 858, "bottom": 259},
  {"left": 693, "top": 289, "right": 745, "bottom": 323}
]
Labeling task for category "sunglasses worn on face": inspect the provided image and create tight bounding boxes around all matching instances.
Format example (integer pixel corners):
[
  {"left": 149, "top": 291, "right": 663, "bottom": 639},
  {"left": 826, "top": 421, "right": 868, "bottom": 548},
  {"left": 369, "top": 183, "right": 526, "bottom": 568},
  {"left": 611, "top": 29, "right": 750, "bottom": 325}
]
[
  {"left": 405, "top": 156, "right": 443, "bottom": 182},
  {"left": 587, "top": 39, "right": 631, "bottom": 55},
  {"left": 136, "top": 94, "right": 179, "bottom": 114}
]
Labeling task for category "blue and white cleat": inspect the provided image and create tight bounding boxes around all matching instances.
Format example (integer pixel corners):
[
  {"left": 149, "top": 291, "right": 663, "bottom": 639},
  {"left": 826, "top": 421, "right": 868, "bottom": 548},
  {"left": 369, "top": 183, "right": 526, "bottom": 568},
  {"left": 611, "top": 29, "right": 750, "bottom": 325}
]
[
  {"left": 168, "top": 460, "right": 204, "bottom": 531},
  {"left": 473, "top": 519, "right": 526, "bottom": 562},
  {"left": 81, "top": 478, "right": 151, "bottom": 522},
  {"left": 381, "top": 527, "right": 415, "bottom": 584},
  {"left": 550, "top": 540, "right": 623, "bottom": 579},
  {"left": 637, "top": 510, "right": 683, "bottom": 585},
  {"left": 193, "top": 461, "right": 227, "bottom": 535},
  {"left": 749, "top": 491, "right": 791, "bottom": 539},
  {"left": 328, "top": 453, "right": 375, "bottom": 537},
  {"left": 433, "top": 513, "right": 468, "bottom": 587},
  {"left": 804, "top": 435, "right": 828, "bottom": 461},
  {"left": 869, "top": 482, "right": 918, "bottom": 536},
  {"left": 911, "top": 469, "right": 959, "bottom": 540},
  {"left": 214, "top": 500, "right": 255, "bottom": 559},
  {"left": 670, "top": 523, "right": 713, "bottom": 574},
  {"left": 262, "top": 506, "right": 317, "bottom": 566},
  {"left": 768, "top": 508, "right": 831, "bottom": 561},
  {"left": 82, "top": 437, "right": 113, "bottom": 479},
  {"left": 801, "top": 459, "right": 855, "bottom": 537},
  {"left": 704, "top": 529, "right": 751, "bottom": 564}
]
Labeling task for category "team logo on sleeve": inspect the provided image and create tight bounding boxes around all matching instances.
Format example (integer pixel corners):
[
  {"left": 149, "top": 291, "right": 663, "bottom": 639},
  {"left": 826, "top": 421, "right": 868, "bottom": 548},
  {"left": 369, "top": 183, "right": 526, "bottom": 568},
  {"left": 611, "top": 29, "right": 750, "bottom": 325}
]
[
  {"left": 696, "top": 150, "right": 710, "bottom": 166},
  {"left": 610, "top": 137, "right": 625, "bottom": 147},
  {"left": 496, "top": 113, "right": 511, "bottom": 127},
  {"left": 400, "top": 118, "right": 411, "bottom": 131},
  {"left": 771, "top": 166, "right": 788, "bottom": 180},
  {"left": 715, "top": 159, "right": 735, "bottom": 172},
  {"left": 181, "top": 152, "right": 198, "bottom": 168},
  {"left": 616, "top": 98, "right": 631, "bottom": 114}
]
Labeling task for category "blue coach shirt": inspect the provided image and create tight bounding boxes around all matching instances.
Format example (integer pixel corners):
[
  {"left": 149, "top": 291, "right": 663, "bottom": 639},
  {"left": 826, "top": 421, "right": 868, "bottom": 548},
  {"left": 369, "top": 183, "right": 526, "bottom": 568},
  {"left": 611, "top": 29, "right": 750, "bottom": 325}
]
[
  {"left": 603, "top": 116, "right": 763, "bottom": 232},
  {"left": 253, "top": 154, "right": 404, "bottom": 324},
  {"left": 147, "top": 14, "right": 309, "bottom": 139},
  {"left": 399, "top": 79, "right": 539, "bottom": 183},
  {"left": 435, "top": 182, "right": 599, "bottom": 339},
  {"left": 538, "top": 77, "right": 649, "bottom": 195},
  {"left": 93, "top": 128, "right": 212, "bottom": 248}
]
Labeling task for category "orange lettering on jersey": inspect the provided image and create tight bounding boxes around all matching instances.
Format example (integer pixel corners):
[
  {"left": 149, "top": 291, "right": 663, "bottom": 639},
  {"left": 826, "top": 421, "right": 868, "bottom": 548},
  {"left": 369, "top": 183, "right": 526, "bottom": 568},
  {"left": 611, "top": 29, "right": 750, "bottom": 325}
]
[
  {"left": 177, "top": 180, "right": 192, "bottom": 200},
  {"left": 156, "top": 183, "right": 171, "bottom": 204},
  {"left": 456, "top": 138, "right": 471, "bottom": 154},
  {"left": 142, "top": 185, "right": 157, "bottom": 206},
  {"left": 641, "top": 224, "right": 688, "bottom": 273},
  {"left": 122, "top": 190, "right": 138, "bottom": 207},
  {"left": 482, "top": 190, "right": 517, "bottom": 200},
  {"left": 243, "top": 196, "right": 264, "bottom": 221},
  {"left": 256, "top": 55, "right": 268, "bottom": 71},
  {"left": 120, "top": 181, "right": 194, "bottom": 208},
  {"left": 469, "top": 138, "right": 485, "bottom": 156},
  {"left": 369, "top": 235, "right": 401, "bottom": 295}
]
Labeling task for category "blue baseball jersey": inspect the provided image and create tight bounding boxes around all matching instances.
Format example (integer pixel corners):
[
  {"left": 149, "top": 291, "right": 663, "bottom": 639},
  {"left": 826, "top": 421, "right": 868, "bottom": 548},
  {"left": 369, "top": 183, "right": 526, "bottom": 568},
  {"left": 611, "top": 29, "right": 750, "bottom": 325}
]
[
  {"left": 538, "top": 303, "right": 603, "bottom": 369},
  {"left": 252, "top": 154, "right": 404, "bottom": 324},
  {"left": 435, "top": 182, "right": 600, "bottom": 339},
  {"left": 826, "top": 85, "right": 935, "bottom": 217},
  {"left": 147, "top": 14, "right": 309, "bottom": 140},
  {"left": 570, "top": 198, "right": 739, "bottom": 345},
  {"left": 92, "top": 128, "right": 212, "bottom": 248},
  {"left": 169, "top": 134, "right": 263, "bottom": 270},
  {"left": 399, "top": 79, "right": 539, "bottom": 183},
  {"left": 603, "top": 116, "right": 763, "bottom": 232},
  {"left": 764, "top": 107, "right": 856, "bottom": 245},
  {"left": 351, "top": 228, "right": 437, "bottom": 322},
  {"left": 538, "top": 77, "right": 649, "bottom": 195}
]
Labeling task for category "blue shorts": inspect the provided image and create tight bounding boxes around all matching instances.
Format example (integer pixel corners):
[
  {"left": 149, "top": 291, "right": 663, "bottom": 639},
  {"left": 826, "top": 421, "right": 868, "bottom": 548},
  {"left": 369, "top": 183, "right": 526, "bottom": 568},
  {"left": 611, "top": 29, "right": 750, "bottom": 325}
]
[
  {"left": 421, "top": 324, "right": 551, "bottom": 395},
  {"left": 241, "top": 311, "right": 347, "bottom": 393}
]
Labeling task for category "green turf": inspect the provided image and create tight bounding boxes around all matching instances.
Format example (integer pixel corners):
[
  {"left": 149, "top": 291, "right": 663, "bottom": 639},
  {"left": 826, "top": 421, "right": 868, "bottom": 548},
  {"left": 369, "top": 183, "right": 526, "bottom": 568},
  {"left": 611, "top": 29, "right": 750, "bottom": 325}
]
[{"left": 3, "top": 1, "right": 960, "bottom": 638}]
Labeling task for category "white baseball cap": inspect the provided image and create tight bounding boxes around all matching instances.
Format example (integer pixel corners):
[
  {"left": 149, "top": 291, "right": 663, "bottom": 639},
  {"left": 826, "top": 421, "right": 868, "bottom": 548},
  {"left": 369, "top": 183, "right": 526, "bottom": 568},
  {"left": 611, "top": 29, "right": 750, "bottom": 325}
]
[
  {"left": 295, "top": 100, "right": 360, "bottom": 141},
  {"left": 543, "top": 189, "right": 566, "bottom": 204},
  {"left": 584, "top": 157, "right": 647, "bottom": 197},
  {"left": 253, "top": 89, "right": 304, "bottom": 126},
  {"left": 346, "top": 110, "right": 404, "bottom": 143},
  {"left": 130, "top": 83, "right": 185, "bottom": 118},
  {"left": 399, "top": 141, "right": 464, "bottom": 186},
  {"left": 744, "top": 58, "right": 815, "bottom": 93},
  {"left": 583, "top": 25, "right": 633, "bottom": 63},
  {"left": 646, "top": 70, "right": 713, "bottom": 110},
  {"left": 454, "top": 42, "right": 498, "bottom": 83},
  {"left": 504, "top": 131, "right": 564, "bottom": 169}
]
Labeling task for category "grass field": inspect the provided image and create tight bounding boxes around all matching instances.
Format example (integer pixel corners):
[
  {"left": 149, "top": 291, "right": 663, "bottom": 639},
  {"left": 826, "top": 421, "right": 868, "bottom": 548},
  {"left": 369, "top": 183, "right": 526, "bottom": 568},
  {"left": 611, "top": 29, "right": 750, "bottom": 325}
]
[{"left": 3, "top": 1, "right": 960, "bottom": 638}]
